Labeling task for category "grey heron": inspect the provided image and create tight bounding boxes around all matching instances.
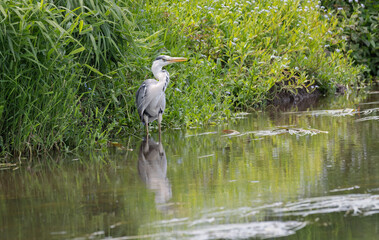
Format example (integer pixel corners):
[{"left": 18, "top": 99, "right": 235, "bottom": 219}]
[{"left": 136, "top": 55, "right": 187, "bottom": 139}]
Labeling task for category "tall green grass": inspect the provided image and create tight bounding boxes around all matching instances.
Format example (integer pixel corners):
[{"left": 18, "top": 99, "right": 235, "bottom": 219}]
[
  {"left": 0, "top": 0, "right": 365, "bottom": 157},
  {"left": 0, "top": 0, "right": 146, "bottom": 155}
]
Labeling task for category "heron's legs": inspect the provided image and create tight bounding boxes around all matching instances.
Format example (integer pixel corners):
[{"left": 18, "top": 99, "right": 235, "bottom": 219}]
[{"left": 158, "top": 113, "right": 162, "bottom": 142}]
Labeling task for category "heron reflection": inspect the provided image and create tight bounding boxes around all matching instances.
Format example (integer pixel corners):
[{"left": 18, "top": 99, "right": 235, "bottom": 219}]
[{"left": 138, "top": 138, "right": 172, "bottom": 211}]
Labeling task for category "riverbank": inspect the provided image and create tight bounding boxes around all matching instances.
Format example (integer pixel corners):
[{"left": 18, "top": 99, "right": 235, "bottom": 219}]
[{"left": 0, "top": 0, "right": 368, "bottom": 156}]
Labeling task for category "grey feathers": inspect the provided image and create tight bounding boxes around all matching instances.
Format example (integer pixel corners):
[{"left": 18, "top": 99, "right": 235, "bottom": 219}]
[{"left": 136, "top": 78, "right": 166, "bottom": 124}]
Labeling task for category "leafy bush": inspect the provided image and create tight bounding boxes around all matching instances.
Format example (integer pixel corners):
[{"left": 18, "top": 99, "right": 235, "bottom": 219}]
[
  {"left": 141, "top": 0, "right": 364, "bottom": 114},
  {"left": 322, "top": 0, "right": 379, "bottom": 76}
]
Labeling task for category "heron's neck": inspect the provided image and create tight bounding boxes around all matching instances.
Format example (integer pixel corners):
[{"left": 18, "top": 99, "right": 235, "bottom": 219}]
[{"left": 153, "top": 67, "right": 170, "bottom": 92}]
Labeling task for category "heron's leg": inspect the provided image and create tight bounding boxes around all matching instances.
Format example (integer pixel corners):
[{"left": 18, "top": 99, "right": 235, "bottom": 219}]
[
  {"left": 143, "top": 138, "right": 149, "bottom": 153},
  {"left": 144, "top": 114, "right": 149, "bottom": 139},
  {"left": 158, "top": 141, "right": 164, "bottom": 155},
  {"left": 158, "top": 113, "right": 162, "bottom": 142}
]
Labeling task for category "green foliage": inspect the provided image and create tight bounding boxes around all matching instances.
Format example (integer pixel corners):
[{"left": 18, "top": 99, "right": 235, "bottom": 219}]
[
  {"left": 142, "top": 0, "right": 364, "bottom": 117},
  {"left": 322, "top": 0, "right": 379, "bottom": 76},
  {"left": 0, "top": 0, "right": 146, "bottom": 155},
  {"left": 0, "top": 0, "right": 365, "bottom": 156}
]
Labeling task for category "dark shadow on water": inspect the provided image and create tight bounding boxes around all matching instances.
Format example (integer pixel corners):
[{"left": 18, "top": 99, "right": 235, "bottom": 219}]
[
  {"left": 138, "top": 138, "right": 172, "bottom": 213},
  {"left": 266, "top": 93, "right": 323, "bottom": 113}
]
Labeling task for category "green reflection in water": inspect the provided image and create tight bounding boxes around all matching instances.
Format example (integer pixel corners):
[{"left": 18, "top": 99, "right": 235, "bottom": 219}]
[{"left": 0, "top": 89, "right": 378, "bottom": 239}]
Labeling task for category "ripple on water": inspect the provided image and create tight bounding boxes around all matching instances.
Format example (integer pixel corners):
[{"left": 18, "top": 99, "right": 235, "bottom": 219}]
[{"left": 132, "top": 194, "right": 379, "bottom": 240}]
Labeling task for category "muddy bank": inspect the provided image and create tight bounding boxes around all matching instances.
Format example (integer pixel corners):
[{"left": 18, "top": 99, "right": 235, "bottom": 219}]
[
  {"left": 268, "top": 84, "right": 321, "bottom": 106},
  {"left": 267, "top": 84, "right": 350, "bottom": 111},
  {"left": 266, "top": 70, "right": 349, "bottom": 110}
]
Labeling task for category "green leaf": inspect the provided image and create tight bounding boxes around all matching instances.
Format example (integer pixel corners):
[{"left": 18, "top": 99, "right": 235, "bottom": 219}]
[
  {"left": 68, "top": 46, "right": 85, "bottom": 56},
  {"left": 0, "top": 4, "right": 7, "bottom": 18},
  {"left": 79, "top": 20, "right": 84, "bottom": 33},
  {"left": 83, "top": 64, "right": 104, "bottom": 76}
]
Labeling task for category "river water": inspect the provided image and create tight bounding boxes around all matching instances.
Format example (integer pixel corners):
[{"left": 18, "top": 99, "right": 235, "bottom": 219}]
[{"left": 1, "top": 88, "right": 379, "bottom": 239}]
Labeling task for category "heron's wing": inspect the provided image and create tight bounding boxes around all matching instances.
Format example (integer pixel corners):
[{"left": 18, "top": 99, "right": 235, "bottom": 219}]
[
  {"left": 144, "top": 88, "right": 166, "bottom": 118},
  {"left": 159, "top": 94, "right": 166, "bottom": 113},
  {"left": 136, "top": 79, "right": 159, "bottom": 120}
]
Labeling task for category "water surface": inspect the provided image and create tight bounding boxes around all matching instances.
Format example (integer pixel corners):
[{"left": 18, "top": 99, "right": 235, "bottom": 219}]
[{"left": 1, "top": 88, "right": 379, "bottom": 239}]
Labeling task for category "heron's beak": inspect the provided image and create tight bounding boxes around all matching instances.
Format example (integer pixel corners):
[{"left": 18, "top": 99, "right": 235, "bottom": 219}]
[{"left": 168, "top": 57, "right": 188, "bottom": 63}]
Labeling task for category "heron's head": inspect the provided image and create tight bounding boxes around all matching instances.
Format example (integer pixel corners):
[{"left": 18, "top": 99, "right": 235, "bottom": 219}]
[{"left": 152, "top": 55, "right": 187, "bottom": 70}]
